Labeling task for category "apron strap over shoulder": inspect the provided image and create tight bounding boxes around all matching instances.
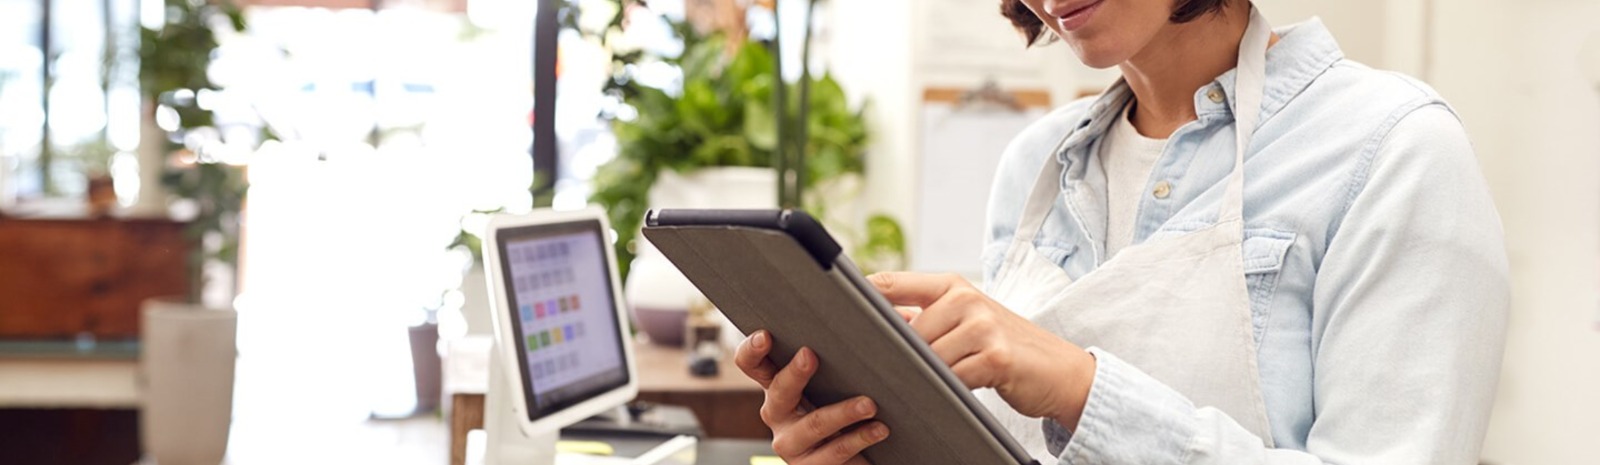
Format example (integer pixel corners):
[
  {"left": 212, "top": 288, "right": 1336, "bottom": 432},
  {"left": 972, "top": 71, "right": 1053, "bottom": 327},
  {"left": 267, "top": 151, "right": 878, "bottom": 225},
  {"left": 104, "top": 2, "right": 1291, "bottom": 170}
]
[
  {"left": 1015, "top": 152, "right": 1068, "bottom": 245},
  {"left": 1217, "top": 7, "right": 1271, "bottom": 224}
]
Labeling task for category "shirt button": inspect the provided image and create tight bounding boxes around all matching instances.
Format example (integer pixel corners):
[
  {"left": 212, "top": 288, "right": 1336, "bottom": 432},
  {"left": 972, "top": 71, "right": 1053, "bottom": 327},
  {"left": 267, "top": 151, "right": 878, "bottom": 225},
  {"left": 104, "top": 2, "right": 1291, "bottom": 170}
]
[
  {"left": 1207, "top": 88, "right": 1224, "bottom": 104},
  {"left": 1153, "top": 181, "right": 1172, "bottom": 199}
]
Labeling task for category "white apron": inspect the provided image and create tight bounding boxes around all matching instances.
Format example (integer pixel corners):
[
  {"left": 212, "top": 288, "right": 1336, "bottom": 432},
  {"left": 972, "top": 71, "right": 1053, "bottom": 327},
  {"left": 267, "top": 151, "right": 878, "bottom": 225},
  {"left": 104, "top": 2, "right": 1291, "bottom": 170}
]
[{"left": 978, "top": 8, "right": 1277, "bottom": 462}]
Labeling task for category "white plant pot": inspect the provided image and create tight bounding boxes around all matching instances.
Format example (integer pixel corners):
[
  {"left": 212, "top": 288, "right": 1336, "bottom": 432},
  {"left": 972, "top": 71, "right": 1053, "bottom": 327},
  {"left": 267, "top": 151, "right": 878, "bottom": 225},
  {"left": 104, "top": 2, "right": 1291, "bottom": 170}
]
[
  {"left": 460, "top": 265, "right": 493, "bottom": 336},
  {"left": 0, "top": 153, "right": 15, "bottom": 210},
  {"left": 130, "top": 100, "right": 170, "bottom": 216},
  {"left": 140, "top": 297, "right": 238, "bottom": 465},
  {"left": 626, "top": 167, "right": 776, "bottom": 347}
]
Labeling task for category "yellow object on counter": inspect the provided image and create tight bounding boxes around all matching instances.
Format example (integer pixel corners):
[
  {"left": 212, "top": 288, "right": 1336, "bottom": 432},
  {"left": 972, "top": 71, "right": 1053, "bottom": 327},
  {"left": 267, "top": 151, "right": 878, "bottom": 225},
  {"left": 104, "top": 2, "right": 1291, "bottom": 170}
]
[{"left": 557, "top": 440, "right": 616, "bottom": 456}]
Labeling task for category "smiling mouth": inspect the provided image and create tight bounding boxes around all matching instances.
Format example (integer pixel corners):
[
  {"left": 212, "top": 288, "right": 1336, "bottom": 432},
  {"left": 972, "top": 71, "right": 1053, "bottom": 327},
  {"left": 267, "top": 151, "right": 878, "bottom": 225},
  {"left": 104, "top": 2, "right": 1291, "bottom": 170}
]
[{"left": 1057, "top": 0, "right": 1104, "bottom": 31}]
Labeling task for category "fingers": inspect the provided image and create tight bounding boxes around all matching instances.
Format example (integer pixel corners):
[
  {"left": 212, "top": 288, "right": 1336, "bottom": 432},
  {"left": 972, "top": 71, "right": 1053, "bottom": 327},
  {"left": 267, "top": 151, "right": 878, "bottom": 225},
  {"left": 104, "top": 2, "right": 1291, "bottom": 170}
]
[
  {"left": 760, "top": 347, "right": 817, "bottom": 427},
  {"left": 760, "top": 350, "right": 889, "bottom": 464},
  {"left": 771, "top": 396, "right": 882, "bottom": 458},
  {"left": 867, "top": 272, "right": 964, "bottom": 308},
  {"left": 795, "top": 421, "right": 890, "bottom": 465},
  {"left": 907, "top": 285, "right": 990, "bottom": 344},
  {"left": 893, "top": 306, "right": 919, "bottom": 323},
  {"left": 926, "top": 321, "right": 985, "bottom": 368},
  {"left": 949, "top": 349, "right": 1007, "bottom": 390},
  {"left": 736, "top": 330, "right": 779, "bottom": 389}
]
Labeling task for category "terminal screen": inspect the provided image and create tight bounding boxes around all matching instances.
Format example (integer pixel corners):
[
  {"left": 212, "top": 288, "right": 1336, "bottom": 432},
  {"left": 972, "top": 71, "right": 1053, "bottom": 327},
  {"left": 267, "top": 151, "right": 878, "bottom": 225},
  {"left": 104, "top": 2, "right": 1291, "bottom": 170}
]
[{"left": 497, "top": 221, "right": 628, "bottom": 418}]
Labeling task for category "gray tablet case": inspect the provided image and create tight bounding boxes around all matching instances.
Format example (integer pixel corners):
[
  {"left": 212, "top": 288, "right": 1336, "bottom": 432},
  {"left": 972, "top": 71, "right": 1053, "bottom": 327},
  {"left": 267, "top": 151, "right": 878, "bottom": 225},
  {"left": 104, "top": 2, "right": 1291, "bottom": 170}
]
[{"left": 641, "top": 209, "right": 1038, "bottom": 465}]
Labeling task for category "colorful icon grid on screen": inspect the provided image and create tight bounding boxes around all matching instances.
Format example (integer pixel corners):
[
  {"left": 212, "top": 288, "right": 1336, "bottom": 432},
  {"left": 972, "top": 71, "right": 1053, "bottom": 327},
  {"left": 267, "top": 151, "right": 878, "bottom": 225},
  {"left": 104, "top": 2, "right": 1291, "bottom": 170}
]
[
  {"left": 524, "top": 322, "right": 587, "bottom": 352},
  {"left": 523, "top": 295, "right": 584, "bottom": 320}
]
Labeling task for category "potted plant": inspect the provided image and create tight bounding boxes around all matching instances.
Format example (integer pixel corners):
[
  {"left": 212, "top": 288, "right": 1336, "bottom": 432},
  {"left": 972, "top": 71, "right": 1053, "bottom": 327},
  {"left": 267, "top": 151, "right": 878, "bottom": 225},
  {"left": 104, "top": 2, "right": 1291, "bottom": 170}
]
[
  {"left": 579, "top": 2, "right": 905, "bottom": 345},
  {"left": 136, "top": 1, "right": 248, "bottom": 463}
]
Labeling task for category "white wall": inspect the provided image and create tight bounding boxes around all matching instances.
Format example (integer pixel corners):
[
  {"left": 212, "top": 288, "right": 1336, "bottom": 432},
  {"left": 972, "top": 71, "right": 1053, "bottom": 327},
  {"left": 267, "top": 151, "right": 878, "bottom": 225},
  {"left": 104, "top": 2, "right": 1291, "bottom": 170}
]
[
  {"left": 1257, "top": 0, "right": 1390, "bottom": 66},
  {"left": 1427, "top": 1, "right": 1600, "bottom": 464},
  {"left": 825, "top": 0, "right": 917, "bottom": 225}
]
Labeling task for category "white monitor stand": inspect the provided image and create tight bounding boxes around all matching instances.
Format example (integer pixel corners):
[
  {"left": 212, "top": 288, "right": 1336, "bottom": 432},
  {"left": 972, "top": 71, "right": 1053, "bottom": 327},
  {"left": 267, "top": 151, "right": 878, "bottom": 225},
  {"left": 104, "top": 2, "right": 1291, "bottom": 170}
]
[
  {"left": 481, "top": 208, "right": 641, "bottom": 465},
  {"left": 485, "top": 345, "right": 555, "bottom": 465}
]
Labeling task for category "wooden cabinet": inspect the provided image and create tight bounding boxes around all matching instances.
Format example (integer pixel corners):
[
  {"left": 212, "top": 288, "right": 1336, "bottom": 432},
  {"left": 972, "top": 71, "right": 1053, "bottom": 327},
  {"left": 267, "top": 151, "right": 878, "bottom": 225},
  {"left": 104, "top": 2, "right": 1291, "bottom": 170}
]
[{"left": 0, "top": 217, "right": 190, "bottom": 339}]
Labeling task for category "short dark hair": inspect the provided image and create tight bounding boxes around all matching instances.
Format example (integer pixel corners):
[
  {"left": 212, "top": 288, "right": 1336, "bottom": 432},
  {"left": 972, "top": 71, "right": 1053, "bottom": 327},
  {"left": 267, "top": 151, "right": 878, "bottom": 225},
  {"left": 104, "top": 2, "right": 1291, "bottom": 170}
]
[{"left": 1000, "top": 0, "right": 1231, "bottom": 47}]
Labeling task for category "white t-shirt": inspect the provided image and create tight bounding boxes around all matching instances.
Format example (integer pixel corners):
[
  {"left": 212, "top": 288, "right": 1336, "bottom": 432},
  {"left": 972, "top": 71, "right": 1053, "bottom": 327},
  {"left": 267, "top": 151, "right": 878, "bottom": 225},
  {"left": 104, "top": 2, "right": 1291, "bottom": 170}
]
[{"left": 1098, "top": 101, "right": 1169, "bottom": 258}]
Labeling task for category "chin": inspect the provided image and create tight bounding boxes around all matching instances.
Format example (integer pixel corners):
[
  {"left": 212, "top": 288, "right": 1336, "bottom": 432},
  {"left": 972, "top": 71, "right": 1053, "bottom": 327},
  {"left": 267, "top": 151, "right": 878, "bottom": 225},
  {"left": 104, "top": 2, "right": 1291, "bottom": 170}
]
[{"left": 1065, "top": 40, "right": 1128, "bottom": 70}]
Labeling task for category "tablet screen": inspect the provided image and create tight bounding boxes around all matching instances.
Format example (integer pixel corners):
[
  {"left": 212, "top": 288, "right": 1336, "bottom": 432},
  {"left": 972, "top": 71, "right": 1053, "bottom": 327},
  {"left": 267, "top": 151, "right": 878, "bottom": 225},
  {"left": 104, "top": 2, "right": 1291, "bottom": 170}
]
[{"left": 495, "top": 220, "right": 629, "bottom": 420}]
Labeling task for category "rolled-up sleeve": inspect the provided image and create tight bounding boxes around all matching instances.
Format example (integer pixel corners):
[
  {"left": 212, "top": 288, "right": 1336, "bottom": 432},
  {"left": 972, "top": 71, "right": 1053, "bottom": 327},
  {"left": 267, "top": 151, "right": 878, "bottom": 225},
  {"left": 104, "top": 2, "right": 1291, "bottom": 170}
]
[{"left": 1041, "top": 104, "right": 1510, "bottom": 464}]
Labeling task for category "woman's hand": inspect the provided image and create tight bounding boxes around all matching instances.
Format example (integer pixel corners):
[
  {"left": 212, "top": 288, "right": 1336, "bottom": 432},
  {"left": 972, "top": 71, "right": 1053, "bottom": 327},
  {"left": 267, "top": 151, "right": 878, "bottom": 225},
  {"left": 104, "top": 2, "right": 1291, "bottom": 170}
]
[
  {"left": 734, "top": 330, "right": 888, "bottom": 465},
  {"left": 867, "top": 272, "right": 1097, "bottom": 430}
]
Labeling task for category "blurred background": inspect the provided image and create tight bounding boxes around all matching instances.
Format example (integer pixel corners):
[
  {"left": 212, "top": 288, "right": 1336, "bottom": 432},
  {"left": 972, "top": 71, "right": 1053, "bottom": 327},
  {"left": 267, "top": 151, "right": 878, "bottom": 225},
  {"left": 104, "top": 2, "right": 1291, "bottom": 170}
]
[{"left": 0, "top": 0, "right": 1595, "bottom": 464}]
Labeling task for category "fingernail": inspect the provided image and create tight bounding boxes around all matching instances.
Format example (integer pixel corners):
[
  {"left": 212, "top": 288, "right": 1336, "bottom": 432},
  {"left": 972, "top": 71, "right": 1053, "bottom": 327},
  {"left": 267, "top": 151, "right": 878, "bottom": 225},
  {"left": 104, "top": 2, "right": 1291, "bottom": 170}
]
[
  {"left": 795, "top": 349, "right": 812, "bottom": 370},
  {"left": 855, "top": 398, "right": 875, "bottom": 416},
  {"left": 752, "top": 331, "right": 768, "bottom": 350},
  {"left": 866, "top": 424, "right": 889, "bottom": 441}
]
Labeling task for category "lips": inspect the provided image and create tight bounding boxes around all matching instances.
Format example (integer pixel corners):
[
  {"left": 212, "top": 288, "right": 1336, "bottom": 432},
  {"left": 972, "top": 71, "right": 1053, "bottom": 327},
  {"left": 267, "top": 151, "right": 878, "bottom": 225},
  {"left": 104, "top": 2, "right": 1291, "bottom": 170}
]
[{"left": 1052, "top": 0, "right": 1104, "bottom": 32}]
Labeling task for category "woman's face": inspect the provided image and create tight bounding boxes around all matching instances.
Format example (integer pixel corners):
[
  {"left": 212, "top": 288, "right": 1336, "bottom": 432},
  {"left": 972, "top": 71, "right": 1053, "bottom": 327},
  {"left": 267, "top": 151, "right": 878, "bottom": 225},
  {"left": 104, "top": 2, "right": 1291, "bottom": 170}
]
[{"left": 1021, "top": 0, "right": 1182, "bottom": 69}]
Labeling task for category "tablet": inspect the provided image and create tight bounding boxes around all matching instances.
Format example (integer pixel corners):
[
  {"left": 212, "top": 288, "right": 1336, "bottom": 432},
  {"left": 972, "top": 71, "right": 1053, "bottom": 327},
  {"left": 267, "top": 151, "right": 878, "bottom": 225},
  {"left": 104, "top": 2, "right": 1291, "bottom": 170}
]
[
  {"left": 484, "top": 207, "right": 639, "bottom": 437},
  {"left": 641, "top": 209, "right": 1038, "bottom": 465}
]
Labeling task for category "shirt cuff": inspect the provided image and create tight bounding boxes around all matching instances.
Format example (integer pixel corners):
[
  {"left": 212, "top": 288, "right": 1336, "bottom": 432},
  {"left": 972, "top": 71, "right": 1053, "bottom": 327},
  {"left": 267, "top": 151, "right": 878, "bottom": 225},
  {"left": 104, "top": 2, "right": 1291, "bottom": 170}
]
[{"left": 1045, "top": 347, "right": 1198, "bottom": 464}]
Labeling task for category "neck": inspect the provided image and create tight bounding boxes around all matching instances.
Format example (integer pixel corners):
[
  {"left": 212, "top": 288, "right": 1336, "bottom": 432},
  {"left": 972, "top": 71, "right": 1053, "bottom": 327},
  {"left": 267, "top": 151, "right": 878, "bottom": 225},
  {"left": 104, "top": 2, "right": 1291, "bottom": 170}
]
[{"left": 1119, "top": 5, "right": 1264, "bottom": 138}]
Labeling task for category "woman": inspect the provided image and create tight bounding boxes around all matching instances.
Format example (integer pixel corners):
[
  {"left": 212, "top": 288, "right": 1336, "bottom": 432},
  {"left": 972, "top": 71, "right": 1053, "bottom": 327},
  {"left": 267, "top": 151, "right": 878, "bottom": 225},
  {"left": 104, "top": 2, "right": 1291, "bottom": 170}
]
[{"left": 735, "top": 0, "right": 1509, "bottom": 463}]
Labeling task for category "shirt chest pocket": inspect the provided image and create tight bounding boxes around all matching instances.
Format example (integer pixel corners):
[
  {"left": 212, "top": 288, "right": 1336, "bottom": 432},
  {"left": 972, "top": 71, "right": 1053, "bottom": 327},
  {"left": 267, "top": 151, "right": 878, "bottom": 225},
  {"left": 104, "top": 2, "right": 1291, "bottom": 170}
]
[
  {"left": 979, "top": 238, "right": 1080, "bottom": 286},
  {"left": 1241, "top": 229, "right": 1296, "bottom": 345},
  {"left": 1148, "top": 224, "right": 1295, "bottom": 343}
]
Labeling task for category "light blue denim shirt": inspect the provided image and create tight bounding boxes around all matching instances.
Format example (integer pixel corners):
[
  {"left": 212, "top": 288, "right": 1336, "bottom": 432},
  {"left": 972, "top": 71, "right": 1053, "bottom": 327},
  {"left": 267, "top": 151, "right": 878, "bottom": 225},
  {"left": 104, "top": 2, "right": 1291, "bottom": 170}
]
[{"left": 982, "top": 19, "right": 1509, "bottom": 464}]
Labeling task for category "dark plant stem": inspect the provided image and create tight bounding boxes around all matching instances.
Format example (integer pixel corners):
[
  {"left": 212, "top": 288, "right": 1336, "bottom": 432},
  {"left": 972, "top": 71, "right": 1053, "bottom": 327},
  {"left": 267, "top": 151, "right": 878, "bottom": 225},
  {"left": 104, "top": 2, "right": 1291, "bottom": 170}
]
[
  {"left": 39, "top": 0, "right": 53, "bottom": 194},
  {"left": 188, "top": 239, "right": 204, "bottom": 304},
  {"left": 531, "top": 0, "right": 561, "bottom": 208},
  {"left": 771, "top": 4, "right": 791, "bottom": 208},
  {"left": 795, "top": 0, "right": 818, "bottom": 205}
]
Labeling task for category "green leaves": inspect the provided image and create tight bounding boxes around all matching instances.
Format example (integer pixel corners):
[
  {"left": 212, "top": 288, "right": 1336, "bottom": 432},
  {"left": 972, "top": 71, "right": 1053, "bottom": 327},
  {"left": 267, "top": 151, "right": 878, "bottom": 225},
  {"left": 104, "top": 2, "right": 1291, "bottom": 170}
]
[
  {"left": 139, "top": 0, "right": 249, "bottom": 303},
  {"left": 743, "top": 96, "right": 778, "bottom": 151},
  {"left": 139, "top": 0, "right": 245, "bottom": 100},
  {"left": 675, "top": 79, "right": 727, "bottom": 143},
  {"left": 592, "top": 32, "right": 872, "bottom": 279},
  {"left": 802, "top": 74, "right": 866, "bottom": 190},
  {"left": 605, "top": 40, "right": 865, "bottom": 182},
  {"left": 855, "top": 213, "right": 908, "bottom": 275},
  {"left": 725, "top": 40, "right": 775, "bottom": 85}
]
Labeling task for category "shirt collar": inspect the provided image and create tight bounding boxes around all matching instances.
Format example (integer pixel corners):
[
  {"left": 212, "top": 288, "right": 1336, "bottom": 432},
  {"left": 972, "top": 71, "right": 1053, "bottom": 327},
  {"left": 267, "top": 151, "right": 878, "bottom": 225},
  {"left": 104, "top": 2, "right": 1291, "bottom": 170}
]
[{"left": 1055, "top": 17, "right": 1345, "bottom": 164}]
